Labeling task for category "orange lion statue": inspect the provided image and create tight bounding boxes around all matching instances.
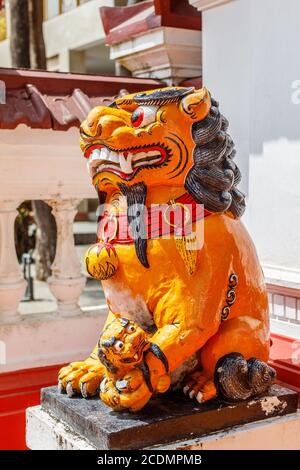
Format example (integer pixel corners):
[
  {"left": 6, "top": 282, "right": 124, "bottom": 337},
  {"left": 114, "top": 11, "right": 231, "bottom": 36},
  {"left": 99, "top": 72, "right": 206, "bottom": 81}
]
[{"left": 58, "top": 87, "right": 275, "bottom": 412}]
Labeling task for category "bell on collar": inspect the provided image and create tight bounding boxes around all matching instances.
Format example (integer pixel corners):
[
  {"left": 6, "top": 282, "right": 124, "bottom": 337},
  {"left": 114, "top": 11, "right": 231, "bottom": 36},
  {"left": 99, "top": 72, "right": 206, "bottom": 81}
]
[{"left": 84, "top": 241, "right": 119, "bottom": 281}]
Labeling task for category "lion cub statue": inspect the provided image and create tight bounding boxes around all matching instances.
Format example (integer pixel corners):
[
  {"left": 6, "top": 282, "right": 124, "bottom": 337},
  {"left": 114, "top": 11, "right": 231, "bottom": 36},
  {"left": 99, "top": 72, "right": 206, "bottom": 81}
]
[
  {"left": 58, "top": 86, "right": 275, "bottom": 412},
  {"left": 98, "top": 317, "right": 170, "bottom": 412}
]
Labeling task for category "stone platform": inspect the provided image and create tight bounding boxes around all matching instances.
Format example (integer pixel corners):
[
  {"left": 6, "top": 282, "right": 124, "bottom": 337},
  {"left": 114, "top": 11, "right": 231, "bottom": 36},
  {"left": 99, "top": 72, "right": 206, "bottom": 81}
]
[{"left": 26, "top": 385, "right": 298, "bottom": 450}]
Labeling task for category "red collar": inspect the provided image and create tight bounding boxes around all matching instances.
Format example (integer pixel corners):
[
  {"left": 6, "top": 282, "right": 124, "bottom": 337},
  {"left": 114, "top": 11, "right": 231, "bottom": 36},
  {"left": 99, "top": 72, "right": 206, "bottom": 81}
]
[{"left": 97, "top": 193, "right": 211, "bottom": 245}]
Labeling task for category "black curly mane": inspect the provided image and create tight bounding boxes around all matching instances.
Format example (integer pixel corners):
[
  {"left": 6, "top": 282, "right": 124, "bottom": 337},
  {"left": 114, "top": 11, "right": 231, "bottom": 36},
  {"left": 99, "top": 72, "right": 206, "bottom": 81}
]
[{"left": 185, "top": 97, "right": 245, "bottom": 218}]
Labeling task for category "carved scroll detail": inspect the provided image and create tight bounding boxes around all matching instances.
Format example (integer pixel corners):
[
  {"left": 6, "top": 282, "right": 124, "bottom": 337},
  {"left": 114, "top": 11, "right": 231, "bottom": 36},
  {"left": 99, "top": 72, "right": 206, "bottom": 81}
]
[{"left": 221, "top": 272, "right": 238, "bottom": 322}]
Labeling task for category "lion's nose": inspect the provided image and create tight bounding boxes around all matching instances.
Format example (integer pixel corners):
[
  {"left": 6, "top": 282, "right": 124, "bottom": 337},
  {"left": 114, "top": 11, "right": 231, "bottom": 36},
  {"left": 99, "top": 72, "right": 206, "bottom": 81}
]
[
  {"left": 83, "top": 106, "right": 132, "bottom": 139},
  {"left": 99, "top": 115, "right": 130, "bottom": 140},
  {"left": 101, "top": 336, "right": 116, "bottom": 348}
]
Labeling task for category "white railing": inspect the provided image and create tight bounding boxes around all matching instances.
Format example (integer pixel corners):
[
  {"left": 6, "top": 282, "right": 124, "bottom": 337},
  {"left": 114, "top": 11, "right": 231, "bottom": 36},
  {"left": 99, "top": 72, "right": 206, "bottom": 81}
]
[
  {"left": 0, "top": 126, "right": 106, "bottom": 372},
  {"left": 268, "top": 284, "right": 300, "bottom": 326},
  {"left": 0, "top": 200, "right": 26, "bottom": 322},
  {"left": 0, "top": 198, "right": 88, "bottom": 322},
  {"left": 265, "top": 266, "right": 300, "bottom": 339},
  {"left": 0, "top": 127, "right": 97, "bottom": 323},
  {"left": 47, "top": 198, "right": 86, "bottom": 316}
]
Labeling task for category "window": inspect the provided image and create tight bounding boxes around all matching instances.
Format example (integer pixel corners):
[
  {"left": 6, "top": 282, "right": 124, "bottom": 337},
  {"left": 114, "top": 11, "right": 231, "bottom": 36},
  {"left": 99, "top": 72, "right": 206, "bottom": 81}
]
[
  {"left": 61, "top": 0, "right": 78, "bottom": 13},
  {"left": 46, "top": 0, "right": 60, "bottom": 19},
  {"left": 44, "top": 0, "right": 91, "bottom": 20}
]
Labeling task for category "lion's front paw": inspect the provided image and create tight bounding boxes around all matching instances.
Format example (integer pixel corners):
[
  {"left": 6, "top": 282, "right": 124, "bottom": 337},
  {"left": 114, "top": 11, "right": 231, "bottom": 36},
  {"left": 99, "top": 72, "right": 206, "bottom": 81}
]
[
  {"left": 58, "top": 361, "right": 105, "bottom": 398},
  {"left": 99, "top": 377, "right": 123, "bottom": 410},
  {"left": 100, "top": 370, "right": 152, "bottom": 412}
]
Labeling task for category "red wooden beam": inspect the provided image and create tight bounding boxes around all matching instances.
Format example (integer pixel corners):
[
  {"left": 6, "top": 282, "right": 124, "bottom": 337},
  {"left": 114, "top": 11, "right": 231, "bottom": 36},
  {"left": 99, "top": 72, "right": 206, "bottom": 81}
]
[
  {"left": 0, "top": 68, "right": 161, "bottom": 131},
  {"left": 101, "top": 0, "right": 201, "bottom": 46}
]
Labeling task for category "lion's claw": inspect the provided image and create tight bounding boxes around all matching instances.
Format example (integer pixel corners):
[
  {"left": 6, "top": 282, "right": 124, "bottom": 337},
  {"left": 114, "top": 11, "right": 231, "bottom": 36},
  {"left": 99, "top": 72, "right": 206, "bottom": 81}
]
[
  {"left": 183, "top": 371, "right": 217, "bottom": 403},
  {"left": 66, "top": 382, "right": 76, "bottom": 398},
  {"left": 80, "top": 374, "right": 100, "bottom": 398},
  {"left": 58, "top": 361, "right": 105, "bottom": 398},
  {"left": 58, "top": 379, "right": 65, "bottom": 394}
]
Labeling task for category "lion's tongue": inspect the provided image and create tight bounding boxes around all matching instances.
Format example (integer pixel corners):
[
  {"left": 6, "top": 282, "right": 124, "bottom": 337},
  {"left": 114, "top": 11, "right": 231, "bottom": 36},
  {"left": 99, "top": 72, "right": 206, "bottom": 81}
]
[{"left": 119, "top": 152, "right": 133, "bottom": 174}]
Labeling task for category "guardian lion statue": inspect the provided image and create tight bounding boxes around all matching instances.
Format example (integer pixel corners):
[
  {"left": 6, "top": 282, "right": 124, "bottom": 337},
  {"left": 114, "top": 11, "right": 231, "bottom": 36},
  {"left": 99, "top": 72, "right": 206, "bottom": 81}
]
[{"left": 58, "top": 87, "right": 275, "bottom": 412}]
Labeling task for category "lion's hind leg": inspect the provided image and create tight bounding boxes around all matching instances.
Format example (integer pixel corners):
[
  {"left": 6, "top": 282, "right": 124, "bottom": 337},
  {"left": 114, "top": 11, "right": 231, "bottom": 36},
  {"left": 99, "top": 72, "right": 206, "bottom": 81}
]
[
  {"left": 183, "top": 315, "right": 275, "bottom": 404},
  {"left": 183, "top": 371, "right": 217, "bottom": 403}
]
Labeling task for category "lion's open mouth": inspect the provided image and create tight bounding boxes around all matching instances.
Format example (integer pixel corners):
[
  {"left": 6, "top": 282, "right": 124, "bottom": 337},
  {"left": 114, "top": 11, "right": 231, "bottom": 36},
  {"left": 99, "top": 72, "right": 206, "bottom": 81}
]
[{"left": 85, "top": 144, "right": 169, "bottom": 181}]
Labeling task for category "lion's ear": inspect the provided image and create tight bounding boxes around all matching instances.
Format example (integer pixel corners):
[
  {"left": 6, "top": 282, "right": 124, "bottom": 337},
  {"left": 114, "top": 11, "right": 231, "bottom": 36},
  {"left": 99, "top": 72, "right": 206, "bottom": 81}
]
[{"left": 180, "top": 87, "right": 211, "bottom": 121}]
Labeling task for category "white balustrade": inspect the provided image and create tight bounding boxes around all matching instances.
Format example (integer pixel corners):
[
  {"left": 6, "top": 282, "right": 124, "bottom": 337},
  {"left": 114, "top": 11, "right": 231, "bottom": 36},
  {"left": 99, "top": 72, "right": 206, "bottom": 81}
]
[
  {"left": 0, "top": 197, "right": 87, "bottom": 321},
  {"left": 47, "top": 198, "right": 86, "bottom": 316},
  {"left": 0, "top": 126, "right": 95, "bottom": 326},
  {"left": 0, "top": 200, "right": 26, "bottom": 322},
  {"left": 0, "top": 86, "right": 106, "bottom": 371}
]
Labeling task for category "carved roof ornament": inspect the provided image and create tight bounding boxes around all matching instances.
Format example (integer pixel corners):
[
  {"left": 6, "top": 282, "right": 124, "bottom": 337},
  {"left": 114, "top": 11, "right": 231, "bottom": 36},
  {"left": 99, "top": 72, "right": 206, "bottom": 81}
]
[
  {"left": 100, "top": 0, "right": 201, "bottom": 46},
  {"left": 0, "top": 68, "right": 160, "bottom": 131}
]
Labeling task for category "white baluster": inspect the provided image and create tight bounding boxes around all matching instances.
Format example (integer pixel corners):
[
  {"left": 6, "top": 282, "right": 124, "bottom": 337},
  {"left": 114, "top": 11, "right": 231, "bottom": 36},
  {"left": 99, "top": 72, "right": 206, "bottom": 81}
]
[
  {"left": 47, "top": 199, "right": 86, "bottom": 316},
  {"left": 0, "top": 201, "right": 26, "bottom": 322}
]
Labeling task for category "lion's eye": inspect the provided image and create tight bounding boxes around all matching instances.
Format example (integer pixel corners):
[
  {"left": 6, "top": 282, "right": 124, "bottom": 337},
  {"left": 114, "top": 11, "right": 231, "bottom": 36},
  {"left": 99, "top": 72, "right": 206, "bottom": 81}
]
[
  {"left": 126, "top": 324, "right": 135, "bottom": 333},
  {"left": 131, "top": 106, "right": 158, "bottom": 128},
  {"left": 114, "top": 340, "right": 124, "bottom": 352}
]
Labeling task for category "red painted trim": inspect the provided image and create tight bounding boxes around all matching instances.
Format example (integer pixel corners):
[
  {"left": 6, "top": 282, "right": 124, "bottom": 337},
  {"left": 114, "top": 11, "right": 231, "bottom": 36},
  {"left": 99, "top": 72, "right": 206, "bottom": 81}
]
[
  {"left": 179, "top": 77, "right": 202, "bottom": 88},
  {"left": 101, "top": 0, "right": 201, "bottom": 46},
  {"left": 0, "top": 364, "right": 64, "bottom": 450},
  {"left": 0, "top": 67, "right": 160, "bottom": 96},
  {"left": 0, "top": 363, "right": 65, "bottom": 395},
  {"left": 0, "top": 68, "right": 162, "bottom": 131},
  {"left": 101, "top": 1, "right": 154, "bottom": 36},
  {"left": 155, "top": 0, "right": 201, "bottom": 30},
  {"left": 270, "top": 333, "right": 300, "bottom": 396}
]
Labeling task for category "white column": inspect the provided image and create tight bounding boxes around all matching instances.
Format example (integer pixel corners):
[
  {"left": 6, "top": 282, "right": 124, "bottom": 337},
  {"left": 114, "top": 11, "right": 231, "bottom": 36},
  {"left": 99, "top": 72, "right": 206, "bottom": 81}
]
[
  {"left": 0, "top": 201, "right": 26, "bottom": 322},
  {"left": 47, "top": 199, "right": 86, "bottom": 316},
  {"left": 58, "top": 50, "right": 86, "bottom": 73}
]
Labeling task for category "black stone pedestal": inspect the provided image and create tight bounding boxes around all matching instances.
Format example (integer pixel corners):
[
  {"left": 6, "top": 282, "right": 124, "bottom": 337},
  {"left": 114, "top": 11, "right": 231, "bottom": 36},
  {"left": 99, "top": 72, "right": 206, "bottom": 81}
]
[{"left": 41, "top": 385, "right": 298, "bottom": 450}]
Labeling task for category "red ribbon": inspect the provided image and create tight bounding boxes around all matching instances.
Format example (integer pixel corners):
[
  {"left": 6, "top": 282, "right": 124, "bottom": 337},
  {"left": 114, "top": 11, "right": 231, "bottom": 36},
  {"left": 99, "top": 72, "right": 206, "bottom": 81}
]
[{"left": 97, "top": 193, "right": 211, "bottom": 244}]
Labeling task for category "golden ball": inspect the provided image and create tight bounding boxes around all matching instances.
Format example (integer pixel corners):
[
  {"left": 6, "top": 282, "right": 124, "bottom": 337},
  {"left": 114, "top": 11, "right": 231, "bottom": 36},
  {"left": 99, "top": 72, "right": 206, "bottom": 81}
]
[{"left": 84, "top": 242, "right": 119, "bottom": 281}]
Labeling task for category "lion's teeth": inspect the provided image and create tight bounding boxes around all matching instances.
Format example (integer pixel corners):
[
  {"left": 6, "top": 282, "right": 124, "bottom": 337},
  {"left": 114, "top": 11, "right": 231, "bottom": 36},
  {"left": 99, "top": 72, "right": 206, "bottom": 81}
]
[
  {"left": 88, "top": 147, "right": 163, "bottom": 176},
  {"left": 134, "top": 156, "right": 161, "bottom": 168},
  {"left": 100, "top": 147, "right": 109, "bottom": 159},
  {"left": 147, "top": 150, "right": 160, "bottom": 157},
  {"left": 119, "top": 152, "right": 133, "bottom": 174},
  {"left": 90, "top": 148, "right": 102, "bottom": 160},
  {"left": 132, "top": 151, "right": 161, "bottom": 164},
  {"left": 109, "top": 151, "right": 119, "bottom": 163},
  {"left": 88, "top": 149, "right": 102, "bottom": 176},
  {"left": 135, "top": 151, "right": 146, "bottom": 159},
  {"left": 134, "top": 354, "right": 138, "bottom": 360}
]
